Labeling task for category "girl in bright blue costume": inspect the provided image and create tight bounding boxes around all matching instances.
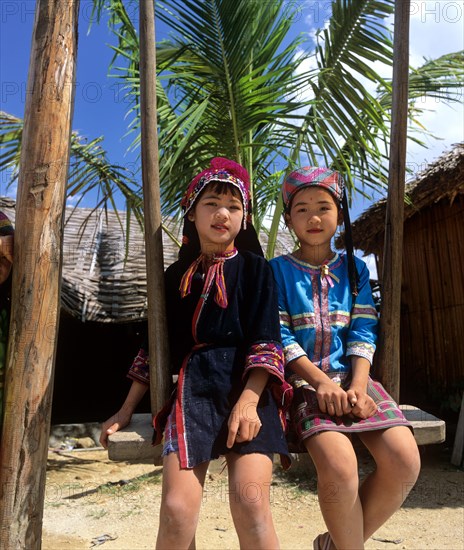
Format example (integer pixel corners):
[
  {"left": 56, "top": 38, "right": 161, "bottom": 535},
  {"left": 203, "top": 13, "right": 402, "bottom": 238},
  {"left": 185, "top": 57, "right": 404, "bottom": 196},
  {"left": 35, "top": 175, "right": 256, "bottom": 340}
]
[{"left": 270, "top": 167, "right": 421, "bottom": 550}]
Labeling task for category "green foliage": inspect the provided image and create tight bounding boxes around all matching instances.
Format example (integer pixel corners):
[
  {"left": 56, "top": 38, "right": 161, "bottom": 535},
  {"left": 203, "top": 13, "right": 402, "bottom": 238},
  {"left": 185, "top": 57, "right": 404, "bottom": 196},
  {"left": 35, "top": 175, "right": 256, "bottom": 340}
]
[
  {"left": 1, "top": 1, "right": 463, "bottom": 257},
  {"left": 0, "top": 111, "right": 143, "bottom": 233}
]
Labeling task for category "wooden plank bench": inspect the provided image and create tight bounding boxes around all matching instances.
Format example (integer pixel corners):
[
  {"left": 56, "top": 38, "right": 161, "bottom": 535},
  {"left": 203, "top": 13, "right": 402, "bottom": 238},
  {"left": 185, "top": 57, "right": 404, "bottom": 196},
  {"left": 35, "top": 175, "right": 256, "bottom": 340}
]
[{"left": 107, "top": 405, "right": 445, "bottom": 462}]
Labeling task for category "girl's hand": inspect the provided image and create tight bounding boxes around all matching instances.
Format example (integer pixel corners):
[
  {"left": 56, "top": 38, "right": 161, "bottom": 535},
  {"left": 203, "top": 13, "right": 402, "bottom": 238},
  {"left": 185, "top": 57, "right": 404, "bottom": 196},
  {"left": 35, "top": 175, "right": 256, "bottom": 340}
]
[
  {"left": 316, "top": 380, "right": 352, "bottom": 417},
  {"left": 346, "top": 387, "right": 377, "bottom": 419},
  {"left": 226, "top": 396, "right": 262, "bottom": 448},
  {"left": 99, "top": 409, "right": 132, "bottom": 448}
]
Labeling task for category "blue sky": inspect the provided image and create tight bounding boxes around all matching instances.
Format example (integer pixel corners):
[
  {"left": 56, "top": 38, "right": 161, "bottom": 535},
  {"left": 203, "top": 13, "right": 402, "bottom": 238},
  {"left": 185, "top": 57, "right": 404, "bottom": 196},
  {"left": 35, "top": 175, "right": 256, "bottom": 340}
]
[{"left": 1, "top": 0, "right": 463, "bottom": 224}]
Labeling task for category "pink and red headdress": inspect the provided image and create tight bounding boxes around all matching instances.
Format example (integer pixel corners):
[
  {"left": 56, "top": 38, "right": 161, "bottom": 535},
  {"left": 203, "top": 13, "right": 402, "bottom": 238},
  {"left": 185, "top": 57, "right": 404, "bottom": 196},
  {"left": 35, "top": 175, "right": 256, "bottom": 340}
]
[
  {"left": 181, "top": 157, "right": 251, "bottom": 228},
  {"left": 178, "top": 157, "right": 262, "bottom": 264}
]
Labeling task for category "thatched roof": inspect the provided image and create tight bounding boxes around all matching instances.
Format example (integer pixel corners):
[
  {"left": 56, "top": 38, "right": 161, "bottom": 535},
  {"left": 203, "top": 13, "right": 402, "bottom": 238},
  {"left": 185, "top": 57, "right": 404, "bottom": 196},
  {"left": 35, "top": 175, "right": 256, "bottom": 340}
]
[
  {"left": 343, "top": 143, "right": 464, "bottom": 255},
  {"left": 0, "top": 198, "right": 294, "bottom": 323}
]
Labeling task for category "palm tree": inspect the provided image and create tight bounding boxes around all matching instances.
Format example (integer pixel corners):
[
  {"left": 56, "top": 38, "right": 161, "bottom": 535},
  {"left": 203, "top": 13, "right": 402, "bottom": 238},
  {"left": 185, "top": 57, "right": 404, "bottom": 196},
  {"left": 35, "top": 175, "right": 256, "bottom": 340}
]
[
  {"left": 91, "top": 0, "right": 315, "bottom": 226},
  {"left": 0, "top": 111, "right": 142, "bottom": 228},
  {"left": 1, "top": 0, "right": 462, "bottom": 255}
]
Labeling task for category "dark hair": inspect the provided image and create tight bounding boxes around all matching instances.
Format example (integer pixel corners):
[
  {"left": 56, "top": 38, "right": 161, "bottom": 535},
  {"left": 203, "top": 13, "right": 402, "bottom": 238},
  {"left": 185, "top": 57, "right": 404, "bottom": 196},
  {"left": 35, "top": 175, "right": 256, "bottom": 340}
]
[{"left": 196, "top": 180, "right": 243, "bottom": 203}]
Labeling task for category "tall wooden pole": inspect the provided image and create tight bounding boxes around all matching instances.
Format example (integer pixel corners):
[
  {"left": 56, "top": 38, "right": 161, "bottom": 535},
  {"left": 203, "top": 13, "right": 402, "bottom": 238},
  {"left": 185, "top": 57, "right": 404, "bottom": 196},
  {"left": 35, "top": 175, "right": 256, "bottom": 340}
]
[
  {"left": 0, "top": 1, "right": 79, "bottom": 547},
  {"left": 375, "top": 0, "right": 410, "bottom": 403},
  {"left": 139, "top": 0, "right": 170, "bottom": 413}
]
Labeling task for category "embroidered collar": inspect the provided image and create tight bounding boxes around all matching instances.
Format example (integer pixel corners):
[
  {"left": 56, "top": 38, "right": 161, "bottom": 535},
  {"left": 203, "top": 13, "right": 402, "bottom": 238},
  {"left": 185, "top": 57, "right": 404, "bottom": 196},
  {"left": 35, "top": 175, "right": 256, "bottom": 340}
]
[
  {"left": 286, "top": 252, "right": 341, "bottom": 285},
  {"left": 289, "top": 251, "right": 339, "bottom": 270}
]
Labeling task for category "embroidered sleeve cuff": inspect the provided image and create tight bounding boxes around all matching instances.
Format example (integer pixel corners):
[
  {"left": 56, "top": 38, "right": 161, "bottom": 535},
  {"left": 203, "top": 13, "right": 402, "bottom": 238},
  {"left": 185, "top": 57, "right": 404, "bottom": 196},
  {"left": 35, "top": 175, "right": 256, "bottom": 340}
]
[
  {"left": 127, "top": 348, "right": 150, "bottom": 385},
  {"left": 284, "top": 342, "right": 307, "bottom": 364},
  {"left": 346, "top": 342, "right": 375, "bottom": 364},
  {"left": 244, "top": 342, "right": 285, "bottom": 383}
]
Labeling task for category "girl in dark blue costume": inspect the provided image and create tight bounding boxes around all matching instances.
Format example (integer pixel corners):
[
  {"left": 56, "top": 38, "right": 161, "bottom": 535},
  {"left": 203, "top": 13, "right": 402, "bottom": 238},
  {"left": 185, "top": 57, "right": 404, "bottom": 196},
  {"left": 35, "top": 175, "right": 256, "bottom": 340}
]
[{"left": 101, "top": 158, "right": 289, "bottom": 549}]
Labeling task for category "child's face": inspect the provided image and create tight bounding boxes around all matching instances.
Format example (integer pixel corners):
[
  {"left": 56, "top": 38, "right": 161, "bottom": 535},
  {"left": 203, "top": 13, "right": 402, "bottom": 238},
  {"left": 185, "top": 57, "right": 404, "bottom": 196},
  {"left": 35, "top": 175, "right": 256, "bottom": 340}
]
[
  {"left": 0, "top": 235, "right": 13, "bottom": 284},
  {"left": 188, "top": 186, "right": 244, "bottom": 254},
  {"left": 286, "top": 187, "right": 341, "bottom": 250}
]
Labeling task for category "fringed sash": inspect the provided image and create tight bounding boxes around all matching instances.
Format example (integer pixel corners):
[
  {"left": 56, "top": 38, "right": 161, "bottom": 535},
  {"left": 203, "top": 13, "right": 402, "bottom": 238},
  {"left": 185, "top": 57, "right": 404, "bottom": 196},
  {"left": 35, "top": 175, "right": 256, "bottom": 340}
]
[{"left": 179, "top": 248, "right": 238, "bottom": 308}]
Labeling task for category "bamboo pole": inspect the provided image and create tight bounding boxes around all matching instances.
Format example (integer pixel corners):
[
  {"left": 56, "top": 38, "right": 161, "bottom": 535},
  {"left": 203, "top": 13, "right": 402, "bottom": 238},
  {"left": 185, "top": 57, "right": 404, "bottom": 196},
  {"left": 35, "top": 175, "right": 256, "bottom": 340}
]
[
  {"left": 375, "top": 0, "right": 411, "bottom": 403},
  {"left": 139, "top": 0, "right": 170, "bottom": 413},
  {"left": 0, "top": 1, "right": 79, "bottom": 547}
]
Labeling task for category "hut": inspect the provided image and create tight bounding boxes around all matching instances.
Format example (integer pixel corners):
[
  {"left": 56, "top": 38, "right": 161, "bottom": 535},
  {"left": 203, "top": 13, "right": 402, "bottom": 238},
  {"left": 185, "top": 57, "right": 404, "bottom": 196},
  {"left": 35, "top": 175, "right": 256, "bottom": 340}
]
[
  {"left": 347, "top": 143, "right": 464, "bottom": 413},
  {"left": 0, "top": 198, "right": 294, "bottom": 423}
]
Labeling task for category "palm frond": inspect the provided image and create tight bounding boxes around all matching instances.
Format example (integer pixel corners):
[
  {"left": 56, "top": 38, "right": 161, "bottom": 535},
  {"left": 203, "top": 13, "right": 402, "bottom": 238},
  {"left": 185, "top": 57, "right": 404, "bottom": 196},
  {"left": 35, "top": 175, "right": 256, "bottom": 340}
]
[
  {"left": 0, "top": 111, "right": 143, "bottom": 228},
  {"left": 3, "top": 0, "right": 461, "bottom": 254},
  {"left": 0, "top": 112, "right": 22, "bottom": 187}
]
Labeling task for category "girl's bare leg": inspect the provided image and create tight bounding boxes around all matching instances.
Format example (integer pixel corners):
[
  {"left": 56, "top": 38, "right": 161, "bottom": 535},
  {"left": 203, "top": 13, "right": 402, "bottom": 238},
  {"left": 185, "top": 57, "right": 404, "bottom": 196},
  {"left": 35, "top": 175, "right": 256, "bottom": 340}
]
[
  {"left": 226, "top": 452, "right": 280, "bottom": 549},
  {"left": 156, "top": 452, "right": 209, "bottom": 550},
  {"left": 305, "top": 432, "right": 364, "bottom": 550},
  {"left": 358, "top": 426, "right": 420, "bottom": 540}
]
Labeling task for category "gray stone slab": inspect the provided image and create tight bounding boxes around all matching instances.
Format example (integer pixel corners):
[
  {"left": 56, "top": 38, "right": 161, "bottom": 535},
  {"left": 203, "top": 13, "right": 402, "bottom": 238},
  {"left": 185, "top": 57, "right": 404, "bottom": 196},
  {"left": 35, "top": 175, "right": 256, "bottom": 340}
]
[
  {"left": 107, "top": 414, "right": 162, "bottom": 463},
  {"left": 400, "top": 405, "right": 446, "bottom": 445}
]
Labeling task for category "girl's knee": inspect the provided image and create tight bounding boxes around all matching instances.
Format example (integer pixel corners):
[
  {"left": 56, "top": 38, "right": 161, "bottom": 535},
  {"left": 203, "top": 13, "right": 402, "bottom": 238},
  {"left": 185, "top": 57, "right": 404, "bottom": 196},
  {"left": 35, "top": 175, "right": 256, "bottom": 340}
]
[
  {"left": 230, "top": 488, "right": 272, "bottom": 526},
  {"left": 377, "top": 435, "right": 421, "bottom": 482},
  {"left": 314, "top": 451, "right": 359, "bottom": 489},
  {"left": 232, "top": 503, "right": 273, "bottom": 538},
  {"left": 396, "top": 442, "right": 421, "bottom": 481},
  {"left": 160, "top": 493, "right": 199, "bottom": 531}
]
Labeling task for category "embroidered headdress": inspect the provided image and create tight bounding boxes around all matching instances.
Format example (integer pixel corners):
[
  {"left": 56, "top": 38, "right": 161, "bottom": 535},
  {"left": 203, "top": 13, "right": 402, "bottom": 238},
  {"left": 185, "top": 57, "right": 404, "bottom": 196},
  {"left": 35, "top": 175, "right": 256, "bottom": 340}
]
[
  {"left": 178, "top": 157, "right": 262, "bottom": 308},
  {"left": 181, "top": 157, "right": 251, "bottom": 228},
  {"left": 282, "top": 166, "right": 344, "bottom": 212}
]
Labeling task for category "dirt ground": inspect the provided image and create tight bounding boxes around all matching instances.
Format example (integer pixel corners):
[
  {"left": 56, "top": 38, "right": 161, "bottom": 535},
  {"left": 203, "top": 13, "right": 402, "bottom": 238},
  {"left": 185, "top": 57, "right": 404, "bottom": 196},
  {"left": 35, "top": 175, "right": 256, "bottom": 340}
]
[{"left": 42, "top": 443, "right": 463, "bottom": 550}]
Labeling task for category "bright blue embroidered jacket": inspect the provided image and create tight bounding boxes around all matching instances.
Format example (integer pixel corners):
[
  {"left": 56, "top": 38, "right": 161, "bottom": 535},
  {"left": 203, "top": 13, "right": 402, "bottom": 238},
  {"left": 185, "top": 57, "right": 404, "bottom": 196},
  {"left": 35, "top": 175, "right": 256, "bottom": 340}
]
[{"left": 270, "top": 253, "right": 378, "bottom": 374}]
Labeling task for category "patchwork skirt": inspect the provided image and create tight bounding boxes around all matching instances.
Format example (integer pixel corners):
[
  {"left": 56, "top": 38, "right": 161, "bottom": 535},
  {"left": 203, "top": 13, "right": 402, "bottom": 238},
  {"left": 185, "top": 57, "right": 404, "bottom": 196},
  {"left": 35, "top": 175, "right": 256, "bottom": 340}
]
[{"left": 288, "top": 372, "right": 412, "bottom": 451}]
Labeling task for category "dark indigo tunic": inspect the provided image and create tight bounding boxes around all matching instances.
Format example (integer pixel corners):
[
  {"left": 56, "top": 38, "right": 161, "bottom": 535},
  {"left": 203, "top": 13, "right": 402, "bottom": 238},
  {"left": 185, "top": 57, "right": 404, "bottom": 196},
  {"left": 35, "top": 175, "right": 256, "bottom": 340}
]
[{"left": 128, "top": 250, "right": 290, "bottom": 469}]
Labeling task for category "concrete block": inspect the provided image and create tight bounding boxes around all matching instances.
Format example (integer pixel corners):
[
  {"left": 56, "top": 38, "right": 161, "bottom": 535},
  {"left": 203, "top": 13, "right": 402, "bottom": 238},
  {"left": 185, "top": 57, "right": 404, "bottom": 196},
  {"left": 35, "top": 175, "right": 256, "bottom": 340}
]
[
  {"left": 107, "top": 414, "right": 162, "bottom": 463},
  {"left": 400, "top": 405, "right": 446, "bottom": 445}
]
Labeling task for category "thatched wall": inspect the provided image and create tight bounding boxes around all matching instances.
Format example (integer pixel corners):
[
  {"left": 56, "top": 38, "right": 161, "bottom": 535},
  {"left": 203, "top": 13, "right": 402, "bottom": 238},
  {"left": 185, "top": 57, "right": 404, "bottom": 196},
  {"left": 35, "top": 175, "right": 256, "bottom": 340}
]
[
  {"left": 0, "top": 198, "right": 294, "bottom": 324},
  {"left": 347, "top": 144, "right": 464, "bottom": 409},
  {"left": 347, "top": 143, "right": 464, "bottom": 255}
]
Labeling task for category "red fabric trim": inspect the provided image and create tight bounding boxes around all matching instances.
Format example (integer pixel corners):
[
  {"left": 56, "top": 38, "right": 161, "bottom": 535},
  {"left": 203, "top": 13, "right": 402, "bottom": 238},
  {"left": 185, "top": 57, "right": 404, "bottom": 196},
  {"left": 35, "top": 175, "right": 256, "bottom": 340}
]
[
  {"left": 312, "top": 275, "right": 322, "bottom": 366},
  {"left": 321, "top": 274, "right": 331, "bottom": 372},
  {"left": 175, "top": 354, "right": 190, "bottom": 468}
]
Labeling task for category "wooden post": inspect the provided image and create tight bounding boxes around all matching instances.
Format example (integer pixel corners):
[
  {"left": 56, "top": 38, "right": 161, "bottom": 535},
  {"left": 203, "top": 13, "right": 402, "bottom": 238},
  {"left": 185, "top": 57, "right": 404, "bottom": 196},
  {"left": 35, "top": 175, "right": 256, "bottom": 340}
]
[
  {"left": 375, "top": 0, "right": 410, "bottom": 403},
  {"left": 139, "top": 0, "right": 170, "bottom": 413},
  {"left": 451, "top": 393, "right": 464, "bottom": 467},
  {"left": 0, "top": 1, "right": 79, "bottom": 547}
]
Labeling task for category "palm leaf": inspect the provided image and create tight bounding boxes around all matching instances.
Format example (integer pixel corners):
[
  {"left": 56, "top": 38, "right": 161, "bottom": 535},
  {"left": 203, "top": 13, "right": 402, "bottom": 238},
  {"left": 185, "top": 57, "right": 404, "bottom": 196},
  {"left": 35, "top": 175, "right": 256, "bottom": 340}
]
[
  {"left": 0, "top": 112, "right": 22, "bottom": 186},
  {"left": 0, "top": 112, "right": 143, "bottom": 231},
  {"left": 93, "top": 0, "right": 311, "bottom": 220},
  {"left": 3, "top": 1, "right": 462, "bottom": 254}
]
